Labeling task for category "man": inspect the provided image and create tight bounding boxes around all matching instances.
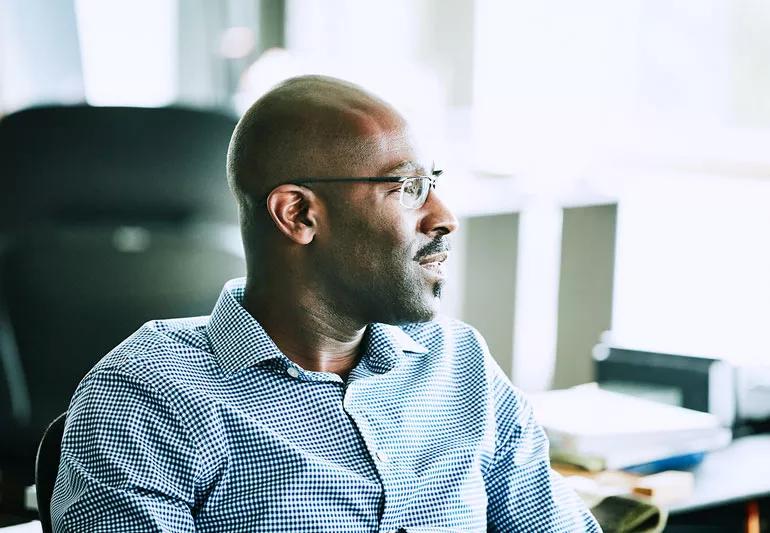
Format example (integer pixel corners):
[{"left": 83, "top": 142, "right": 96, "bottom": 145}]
[{"left": 51, "top": 76, "right": 600, "bottom": 532}]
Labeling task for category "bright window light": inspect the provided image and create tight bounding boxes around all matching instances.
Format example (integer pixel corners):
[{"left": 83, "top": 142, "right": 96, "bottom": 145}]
[
  {"left": 283, "top": 0, "right": 448, "bottom": 159},
  {"left": 74, "top": 0, "right": 178, "bottom": 107},
  {"left": 611, "top": 173, "right": 770, "bottom": 365}
]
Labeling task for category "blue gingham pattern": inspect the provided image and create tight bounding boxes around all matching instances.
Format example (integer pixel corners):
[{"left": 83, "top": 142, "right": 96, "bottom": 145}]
[{"left": 51, "top": 278, "right": 600, "bottom": 532}]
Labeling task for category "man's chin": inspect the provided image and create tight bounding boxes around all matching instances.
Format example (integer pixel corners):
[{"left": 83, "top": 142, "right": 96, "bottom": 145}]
[
  {"left": 370, "top": 278, "right": 443, "bottom": 325},
  {"left": 387, "top": 297, "right": 440, "bottom": 325}
]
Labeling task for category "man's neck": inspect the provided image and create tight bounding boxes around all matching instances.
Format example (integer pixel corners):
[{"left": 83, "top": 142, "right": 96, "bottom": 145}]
[{"left": 242, "top": 281, "right": 367, "bottom": 380}]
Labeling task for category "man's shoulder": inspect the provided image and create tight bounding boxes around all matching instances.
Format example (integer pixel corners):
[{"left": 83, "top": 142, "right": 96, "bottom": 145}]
[
  {"left": 88, "top": 315, "right": 214, "bottom": 383},
  {"left": 65, "top": 316, "right": 225, "bottom": 459}
]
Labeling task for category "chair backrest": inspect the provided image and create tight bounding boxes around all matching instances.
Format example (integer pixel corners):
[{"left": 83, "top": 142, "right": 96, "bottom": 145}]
[
  {"left": 0, "top": 105, "right": 238, "bottom": 229},
  {"left": 35, "top": 412, "right": 66, "bottom": 533},
  {"left": 0, "top": 103, "right": 243, "bottom": 515},
  {"left": 0, "top": 224, "right": 245, "bottom": 485}
]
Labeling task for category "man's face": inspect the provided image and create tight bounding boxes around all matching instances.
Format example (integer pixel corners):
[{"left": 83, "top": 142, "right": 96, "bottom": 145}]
[{"left": 312, "top": 120, "right": 459, "bottom": 325}]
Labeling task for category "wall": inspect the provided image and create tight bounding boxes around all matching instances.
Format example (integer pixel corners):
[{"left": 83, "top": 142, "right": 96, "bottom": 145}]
[
  {"left": 553, "top": 205, "right": 617, "bottom": 389},
  {"left": 460, "top": 214, "right": 519, "bottom": 377}
]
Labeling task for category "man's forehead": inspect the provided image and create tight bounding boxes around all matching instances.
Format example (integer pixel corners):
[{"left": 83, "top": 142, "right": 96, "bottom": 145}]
[{"left": 367, "top": 126, "right": 433, "bottom": 176}]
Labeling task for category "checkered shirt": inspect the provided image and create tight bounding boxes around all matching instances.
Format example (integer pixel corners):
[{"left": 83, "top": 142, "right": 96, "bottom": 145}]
[{"left": 51, "top": 278, "right": 600, "bottom": 532}]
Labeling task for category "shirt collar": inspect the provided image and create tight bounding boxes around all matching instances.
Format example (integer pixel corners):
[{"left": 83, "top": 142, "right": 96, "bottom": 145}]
[
  {"left": 207, "top": 278, "right": 428, "bottom": 375},
  {"left": 362, "top": 322, "right": 428, "bottom": 374},
  {"left": 207, "top": 278, "right": 285, "bottom": 374}
]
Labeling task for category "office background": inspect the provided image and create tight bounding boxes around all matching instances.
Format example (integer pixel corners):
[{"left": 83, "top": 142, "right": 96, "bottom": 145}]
[
  {"left": 2, "top": 1, "right": 770, "bottom": 529},
  {"left": 3, "top": 0, "right": 770, "bottom": 394}
]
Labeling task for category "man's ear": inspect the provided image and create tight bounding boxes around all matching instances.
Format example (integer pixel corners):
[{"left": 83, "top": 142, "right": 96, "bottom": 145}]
[{"left": 265, "top": 185, "right": 318, "bottom": 245}]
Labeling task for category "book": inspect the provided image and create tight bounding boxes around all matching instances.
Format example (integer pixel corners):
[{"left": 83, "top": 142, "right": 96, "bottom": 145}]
[
  {"left": 530, "top": 383, "right": 732, "bottom": 471},
  {"left": 623, "top": 452, "right": 704, "bottom": 475}
]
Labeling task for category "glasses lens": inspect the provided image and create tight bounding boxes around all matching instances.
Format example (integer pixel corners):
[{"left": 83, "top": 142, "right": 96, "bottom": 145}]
[{"left": 400, "top": 177, "right": 431, "bottom": 209}]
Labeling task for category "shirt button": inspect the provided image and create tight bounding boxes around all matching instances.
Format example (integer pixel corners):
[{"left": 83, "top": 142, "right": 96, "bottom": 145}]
[
  {"left": 375, "top": 450, "right": 389, "bottom": 463},
  {"left": 286, "top": 366, "right": 300, "bottom": 379}
]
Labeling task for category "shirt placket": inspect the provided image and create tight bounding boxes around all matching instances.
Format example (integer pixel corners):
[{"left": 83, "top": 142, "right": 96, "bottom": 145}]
[{"left": 343, "top": 379, "right": 408, "bottom": 533}]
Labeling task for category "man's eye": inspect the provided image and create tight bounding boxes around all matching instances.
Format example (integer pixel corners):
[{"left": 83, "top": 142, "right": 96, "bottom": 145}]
[{"left": 402, "top": 179, "right": 421, "bottom": 197}]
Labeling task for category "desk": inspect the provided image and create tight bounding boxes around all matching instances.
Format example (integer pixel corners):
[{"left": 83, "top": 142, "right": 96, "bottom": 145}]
[
  {"left": 662, "top": 434, "right": 770, "bottom": 532},
  {"left": 668, "top": 434, "right": 770, "bottom": 515},
  {"left": 556, "top": 435, "right": 770, "bottom": 531}
]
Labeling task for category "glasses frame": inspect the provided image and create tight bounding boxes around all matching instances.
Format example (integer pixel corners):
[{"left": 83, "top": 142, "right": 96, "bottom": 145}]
[{"left": 270, "top": 169, "right": 443, "bottom": 209}]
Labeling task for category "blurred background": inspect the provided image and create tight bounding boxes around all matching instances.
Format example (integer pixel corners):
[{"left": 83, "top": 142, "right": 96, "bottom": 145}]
[
  {"left": 2, "top": 0, "right": 770, "bottom": 530},
  {"left": 5, "top": 0, "right": 770, "bottom": 388}
]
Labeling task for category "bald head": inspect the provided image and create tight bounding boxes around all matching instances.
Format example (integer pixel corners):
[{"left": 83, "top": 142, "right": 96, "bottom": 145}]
[
  {"left": 227, "top": 75, "right": 458, "bottom": 327},
  {"left": 227, "top": 75, "right": 405, "bottom": 207}
]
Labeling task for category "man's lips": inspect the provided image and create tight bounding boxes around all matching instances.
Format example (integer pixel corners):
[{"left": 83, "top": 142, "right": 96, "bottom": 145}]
[{"left": 418, "top": 251, "right": 449, "bottom": 266}]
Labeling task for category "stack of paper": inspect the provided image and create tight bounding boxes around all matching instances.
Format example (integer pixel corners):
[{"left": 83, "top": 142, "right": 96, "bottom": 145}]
[{"left": 530, "top": 384, "right": 732, "bottom": 472}]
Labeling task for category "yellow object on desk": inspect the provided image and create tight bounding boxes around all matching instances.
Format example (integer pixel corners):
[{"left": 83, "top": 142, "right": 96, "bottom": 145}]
[
  {"left": 555, "top": 462, "right": 695, "bottom": 505},
  {"left": 633, "top": 471, "right": 695, "bottom": 502}
]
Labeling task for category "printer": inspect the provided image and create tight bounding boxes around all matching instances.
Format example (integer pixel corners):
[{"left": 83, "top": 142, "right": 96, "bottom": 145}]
[{"left": 593, "top": 341, "right": 770, "bottom": 430}]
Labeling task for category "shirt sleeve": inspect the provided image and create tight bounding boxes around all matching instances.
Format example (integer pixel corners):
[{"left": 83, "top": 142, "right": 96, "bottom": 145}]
[
  {"left": 483, "top": 356, "right": 602, "bottom": 532},
  {"left": 51, "top": 369, "right": 199, "bottom": 533}
]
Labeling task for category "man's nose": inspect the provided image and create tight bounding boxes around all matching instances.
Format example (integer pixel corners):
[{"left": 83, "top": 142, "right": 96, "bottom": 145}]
[{"left": 419, "top": 190, "right": 459, "bottom": 237}]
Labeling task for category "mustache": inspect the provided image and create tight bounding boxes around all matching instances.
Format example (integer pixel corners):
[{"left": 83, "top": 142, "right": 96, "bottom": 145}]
[{"left": 413, "top": 237, "right": 451, "bottom": 261}]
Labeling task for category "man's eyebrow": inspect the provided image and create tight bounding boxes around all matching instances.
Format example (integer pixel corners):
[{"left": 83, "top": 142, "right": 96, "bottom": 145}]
[{"left": 383, "top": 160, "right": 426, "bottom": 175}]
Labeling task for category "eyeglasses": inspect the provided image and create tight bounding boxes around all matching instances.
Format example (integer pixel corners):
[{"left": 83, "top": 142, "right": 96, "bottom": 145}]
[{"left": 270, "top": 169, "right": 443, "bottom": 209}]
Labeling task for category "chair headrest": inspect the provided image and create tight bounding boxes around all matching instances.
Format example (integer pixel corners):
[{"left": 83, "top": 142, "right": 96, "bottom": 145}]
[{"left": 0, "top": 105, "right": 239, "bottom": 228}]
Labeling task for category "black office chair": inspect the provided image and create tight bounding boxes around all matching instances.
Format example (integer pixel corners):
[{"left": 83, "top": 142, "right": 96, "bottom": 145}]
[
  {"left": 0, "top": 225, "right": 245, "bottom": 488},
  {"left": 0, "top": 104, "right": 244, "bottom": 496},
  {"left": 35, "top": 412, "right": 66, "bottom": 533},
  {"left": 0, "top": 105, "right": 239, "bottom": 229}
]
